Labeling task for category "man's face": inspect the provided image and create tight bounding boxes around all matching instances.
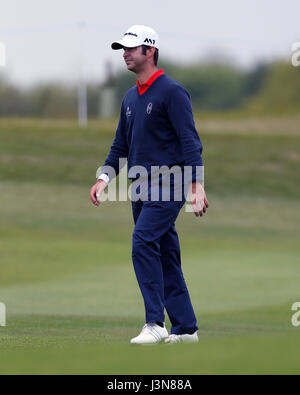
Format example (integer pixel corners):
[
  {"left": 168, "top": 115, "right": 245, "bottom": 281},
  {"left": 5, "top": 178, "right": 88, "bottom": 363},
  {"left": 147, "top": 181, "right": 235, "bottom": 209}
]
[{"left": 123, "top": 46, "right": 147, "bottom": 73}]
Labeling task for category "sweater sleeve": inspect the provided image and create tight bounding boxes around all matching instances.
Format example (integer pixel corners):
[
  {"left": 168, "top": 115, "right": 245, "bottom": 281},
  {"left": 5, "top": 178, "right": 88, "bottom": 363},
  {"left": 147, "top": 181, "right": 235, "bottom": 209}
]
[
  {"left": 97, "top": 100, "right": 129, "bottom": 182},
  {"left": 166, "top": 84, "right": 204, "bottom": 184}
]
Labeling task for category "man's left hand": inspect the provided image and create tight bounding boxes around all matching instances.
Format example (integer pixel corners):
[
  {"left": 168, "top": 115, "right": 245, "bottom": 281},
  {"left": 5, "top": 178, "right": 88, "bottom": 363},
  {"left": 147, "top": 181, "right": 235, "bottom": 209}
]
[{"left": 189, "top": 182, "right": 209, "bottom": 218}]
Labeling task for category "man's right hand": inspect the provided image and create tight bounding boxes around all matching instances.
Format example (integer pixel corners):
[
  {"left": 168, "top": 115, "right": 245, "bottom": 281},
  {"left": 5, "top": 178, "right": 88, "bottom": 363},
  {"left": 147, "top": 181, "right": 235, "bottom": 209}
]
[{"left": 90, "top": 180, "right": 108, "bottom": 207}]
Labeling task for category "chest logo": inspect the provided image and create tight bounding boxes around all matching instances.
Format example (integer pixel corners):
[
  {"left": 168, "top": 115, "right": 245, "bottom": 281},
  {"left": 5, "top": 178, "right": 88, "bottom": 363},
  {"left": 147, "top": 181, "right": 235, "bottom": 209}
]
[
  {"left": 126, "top": 106, "right": 132, "bottom": 117},
  {"left": 146, "top": 102, "right": 153, "bottom": 115}
]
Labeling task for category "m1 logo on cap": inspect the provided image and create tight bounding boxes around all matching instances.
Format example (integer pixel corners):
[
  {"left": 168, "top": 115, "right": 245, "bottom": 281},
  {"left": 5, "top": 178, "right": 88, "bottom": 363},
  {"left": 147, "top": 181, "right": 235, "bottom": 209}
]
[{"left": 144, "top": 38, "right": 155, "bottom": 45}]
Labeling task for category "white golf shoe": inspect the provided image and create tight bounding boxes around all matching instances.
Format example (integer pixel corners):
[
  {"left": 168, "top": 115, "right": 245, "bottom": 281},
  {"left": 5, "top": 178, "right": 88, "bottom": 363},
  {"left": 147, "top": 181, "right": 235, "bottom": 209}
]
[
  {"left": 130, "top": 323, "right": 169, "bottom": 345},
  {"left": 165, "top": 331, "right": 199, "bottom": 344}
]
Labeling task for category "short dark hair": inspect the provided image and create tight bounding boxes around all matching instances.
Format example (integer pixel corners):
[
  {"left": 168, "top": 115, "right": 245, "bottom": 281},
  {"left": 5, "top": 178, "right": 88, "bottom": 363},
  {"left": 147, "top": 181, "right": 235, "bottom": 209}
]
[{"left": 141, "top": 45, "right": 159, "bottom": 66}]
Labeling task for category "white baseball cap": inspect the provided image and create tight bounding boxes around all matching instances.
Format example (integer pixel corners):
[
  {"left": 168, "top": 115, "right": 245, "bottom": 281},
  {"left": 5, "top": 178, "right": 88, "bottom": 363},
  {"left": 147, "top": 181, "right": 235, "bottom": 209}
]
[{"left": 111, "top": 25, "right": 159, "bottom": 50}]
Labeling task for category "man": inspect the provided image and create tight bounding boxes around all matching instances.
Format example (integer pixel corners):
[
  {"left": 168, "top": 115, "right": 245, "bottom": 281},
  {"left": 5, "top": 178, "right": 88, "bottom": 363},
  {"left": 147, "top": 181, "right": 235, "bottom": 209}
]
[{"left": 90, "top": 25, "right": 208, "bottom": 345}]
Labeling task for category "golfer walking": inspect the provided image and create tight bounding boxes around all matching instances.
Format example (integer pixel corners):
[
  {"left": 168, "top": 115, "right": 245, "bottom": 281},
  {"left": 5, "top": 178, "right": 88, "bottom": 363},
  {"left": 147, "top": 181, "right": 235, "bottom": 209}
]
[{"left": 90, "top": 25, "right": 208, "bottom": 344}]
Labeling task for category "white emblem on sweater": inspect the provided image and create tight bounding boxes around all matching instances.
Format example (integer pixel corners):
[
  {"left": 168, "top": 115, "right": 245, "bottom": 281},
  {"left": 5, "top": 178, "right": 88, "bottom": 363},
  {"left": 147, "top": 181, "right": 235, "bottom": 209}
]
[
  {"left": 147, "top": 102, "right": 153, "bottom": 115},
  {"left": 126, "top": 106, "right": 132, "bottom": 117}
]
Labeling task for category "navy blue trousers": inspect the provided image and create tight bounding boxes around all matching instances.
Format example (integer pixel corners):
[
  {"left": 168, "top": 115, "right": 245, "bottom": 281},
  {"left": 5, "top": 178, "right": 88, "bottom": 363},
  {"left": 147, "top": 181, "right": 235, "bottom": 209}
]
[{"left": 131, "top": 198, "right": 198, "bottom": 335}]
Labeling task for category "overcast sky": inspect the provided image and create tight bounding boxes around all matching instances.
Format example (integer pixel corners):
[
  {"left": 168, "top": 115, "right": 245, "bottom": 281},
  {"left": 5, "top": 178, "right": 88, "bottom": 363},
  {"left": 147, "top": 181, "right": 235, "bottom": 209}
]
[{"left": 0, "top": 0, "right": 299, "bottom": 85}]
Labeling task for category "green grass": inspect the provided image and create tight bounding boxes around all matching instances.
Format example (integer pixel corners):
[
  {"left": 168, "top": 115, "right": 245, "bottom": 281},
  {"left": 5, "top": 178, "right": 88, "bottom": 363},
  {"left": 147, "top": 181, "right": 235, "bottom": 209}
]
[{"left": 0, "top": 117, "right": 300, "bottom": 374}]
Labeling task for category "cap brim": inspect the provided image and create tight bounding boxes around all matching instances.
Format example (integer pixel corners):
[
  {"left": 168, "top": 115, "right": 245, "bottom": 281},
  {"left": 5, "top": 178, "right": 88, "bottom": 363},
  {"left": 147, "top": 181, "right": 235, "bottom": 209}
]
[
  {"left": 111, "top": 41, "right": 125, "bottom": 50},
  {"left": 111, "top": 37, "right": 141, "bottom": 50}
]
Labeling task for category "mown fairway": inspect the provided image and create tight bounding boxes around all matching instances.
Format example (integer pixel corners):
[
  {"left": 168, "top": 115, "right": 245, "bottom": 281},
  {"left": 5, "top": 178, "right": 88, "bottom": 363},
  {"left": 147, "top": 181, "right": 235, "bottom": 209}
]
[{"left": 0, "top": 116, "right": 300, "bottom": 374}]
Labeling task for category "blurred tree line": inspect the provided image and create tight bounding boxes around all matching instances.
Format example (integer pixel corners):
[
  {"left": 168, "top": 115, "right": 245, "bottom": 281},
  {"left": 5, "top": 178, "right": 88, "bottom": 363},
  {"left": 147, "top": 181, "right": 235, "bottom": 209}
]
[{"left": 0, "top": 59, "right": 299, "bottom": 117}]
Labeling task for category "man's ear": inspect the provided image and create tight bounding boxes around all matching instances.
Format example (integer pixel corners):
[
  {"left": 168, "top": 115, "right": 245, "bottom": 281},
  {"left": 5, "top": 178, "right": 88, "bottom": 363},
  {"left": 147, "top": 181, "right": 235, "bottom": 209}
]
[{"left": 147, "top": 46, "right": 156, "bottom": 63}]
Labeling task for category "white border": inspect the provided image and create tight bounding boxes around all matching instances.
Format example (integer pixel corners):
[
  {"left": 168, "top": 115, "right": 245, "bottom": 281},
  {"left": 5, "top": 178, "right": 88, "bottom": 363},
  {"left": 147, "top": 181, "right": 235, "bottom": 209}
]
[
  {"left": 0, "top": 41, "right": 6, "bottom": 67},
  {"left": 0, "top": 302, "right": 6, "bottom": 327}
]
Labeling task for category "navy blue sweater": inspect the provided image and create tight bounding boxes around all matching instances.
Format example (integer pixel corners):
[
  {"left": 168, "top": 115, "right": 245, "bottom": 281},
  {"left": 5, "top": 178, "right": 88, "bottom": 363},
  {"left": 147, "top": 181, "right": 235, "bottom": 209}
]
[{"left": 101, "top": 73, "right": 203, "bottom": 183}]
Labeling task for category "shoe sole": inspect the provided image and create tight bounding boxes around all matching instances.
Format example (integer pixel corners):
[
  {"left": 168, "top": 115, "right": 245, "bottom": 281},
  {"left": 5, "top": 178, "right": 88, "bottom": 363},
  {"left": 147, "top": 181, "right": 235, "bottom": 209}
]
[
  {"left": 130, "top": 337, "right": 169, "bottom": 346},
  {"left": 165, "top": 337, "right": 199, "bottom": 344}
]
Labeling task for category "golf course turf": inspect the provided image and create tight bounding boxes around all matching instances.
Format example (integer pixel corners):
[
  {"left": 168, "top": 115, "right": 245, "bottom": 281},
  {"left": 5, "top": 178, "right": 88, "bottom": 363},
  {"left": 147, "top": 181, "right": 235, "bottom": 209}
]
[{"left": 0, "top": 116, "right": 299, "bottom": 374}]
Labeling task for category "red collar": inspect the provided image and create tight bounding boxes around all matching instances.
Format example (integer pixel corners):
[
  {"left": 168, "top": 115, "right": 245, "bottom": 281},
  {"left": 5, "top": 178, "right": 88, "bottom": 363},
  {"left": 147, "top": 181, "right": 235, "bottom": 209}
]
[{"left": 137, "top": 69, "right": 164, "bottom": 95}]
